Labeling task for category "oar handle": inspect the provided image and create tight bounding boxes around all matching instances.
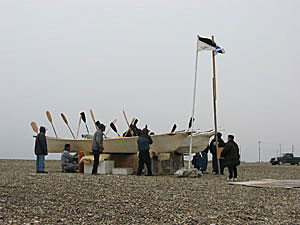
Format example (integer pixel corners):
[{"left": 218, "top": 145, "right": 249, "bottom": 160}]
[
  {"left": 51, "top": 123, "right": 58, "bottom": 138},
  {"left": 90, "top": 109, "right": 98, "bottom": 130},
  {"left": 67, "top": 124, "right": 76, "bottom": 140},
  {"left": 76, "top": 116, "right": 81, "bottom": 139}
]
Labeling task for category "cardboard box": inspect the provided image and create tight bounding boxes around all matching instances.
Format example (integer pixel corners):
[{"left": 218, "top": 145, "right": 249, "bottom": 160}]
[
  {"left": 84, "top": 160, "right": 114, "bottom": 174},
  {"left": 112, "top": 168, "right": 133, "bottom": 175}
]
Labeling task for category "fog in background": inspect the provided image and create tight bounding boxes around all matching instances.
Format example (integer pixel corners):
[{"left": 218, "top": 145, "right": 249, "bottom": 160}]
[{"left": 1, "top": 0, "right": 300, "bottom": 161}]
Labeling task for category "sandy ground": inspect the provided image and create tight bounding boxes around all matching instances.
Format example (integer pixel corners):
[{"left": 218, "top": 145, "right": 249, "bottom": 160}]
[{"left": 0, "top": 160, "right": 300, "bottom": 224}]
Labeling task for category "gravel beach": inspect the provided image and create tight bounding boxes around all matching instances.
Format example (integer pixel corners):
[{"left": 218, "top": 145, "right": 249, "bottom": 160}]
[{"left": 0, "top": 160, "right": 300, "bottom": 224}]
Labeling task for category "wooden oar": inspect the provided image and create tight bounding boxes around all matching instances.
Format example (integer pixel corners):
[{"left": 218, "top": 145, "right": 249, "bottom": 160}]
[
  {"left": 110, "top": 122, "right": 121, "bottom": 136},
  {"left": 80, "top": 112, "right": 89, "bottom": 134},
  {"left": 124, "top": 117, "right": 136, "bottom": 137},
  {"left": 105, "top": 119, "right": 117, "bottom": 136},
  {"left": 90, "top": 109, "right": 98, "bottom": 130},
  {"left": 61, "top": 113, "right": 76, "bottom": 139},
  {"left": 76, "top": 114, "right": 82, "bottom": 139},
  {"left": 46, "top": 111, "right": 58, "bottom": 137},
  {"left": 171, "top": 124, "right": 177, "bottom": 133},
  {"left": 31, "top": 122, "right": 38, "bottom": 133},
  {"left": 122, "top": 110, "right": 134, "bottom": 136}
]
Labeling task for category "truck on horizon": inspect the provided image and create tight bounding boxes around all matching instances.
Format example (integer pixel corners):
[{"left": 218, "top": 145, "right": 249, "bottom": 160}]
[{"left": 270, "top": 153, "right": 300, "bottom": 165}]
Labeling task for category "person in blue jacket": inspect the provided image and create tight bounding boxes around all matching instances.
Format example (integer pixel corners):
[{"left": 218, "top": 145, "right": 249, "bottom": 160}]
[
  {"left": 192, "top": 152, "right": 202, "bottom": 171},
  {"left": 137, "top": 128, "right": 153, "bottom": 176}
]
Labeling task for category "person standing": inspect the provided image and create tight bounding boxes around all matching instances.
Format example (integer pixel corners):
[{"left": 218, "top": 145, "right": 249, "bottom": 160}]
[
  {"left": 61, "top": 144, "right": 78, "bottom": 173},
  {"left": 92, "top": 121, "right": 105, "bottom": 175},
  {"left": 200, "top": 145, "right": 209, "bottom": 173},
  {"left": 221, "top": 135, "right": 240, "bottom": 181},
  {"left": 209, "top": 132, "right": 225, "bottom": 174},
  {"left": 137, "top": 128, "right": 153, "bottom": 176},
  {"left": 34, "top": 126, "right": 48, "bottom": 173}
]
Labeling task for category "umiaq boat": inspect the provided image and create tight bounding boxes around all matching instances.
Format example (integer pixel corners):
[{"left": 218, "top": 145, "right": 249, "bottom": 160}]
[
  {"left": 46, "top": 130, "right": 214, "bottom": 154},
  {"left": 176, "top": 130, "right": 215, "bottom": 153},
  {"left": 46, "top": 132, "right": 190, "bottom": 154}
]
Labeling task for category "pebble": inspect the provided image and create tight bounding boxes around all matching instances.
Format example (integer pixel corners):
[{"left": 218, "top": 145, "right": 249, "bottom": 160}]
[{"left": 0, "top": 160, "right": 300, "bottom": 224}]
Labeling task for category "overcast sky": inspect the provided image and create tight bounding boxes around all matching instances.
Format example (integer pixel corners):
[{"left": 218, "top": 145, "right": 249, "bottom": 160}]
[{"left": 1, "top": 0, "right": 300, "bottom": 161}]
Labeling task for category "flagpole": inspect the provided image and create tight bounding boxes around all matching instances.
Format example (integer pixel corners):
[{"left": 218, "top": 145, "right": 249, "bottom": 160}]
[
  {"left": 211, "top": 35, "right": 220, "bottom": 174},
  {"left": 188, "top": 39, "right": 199, "bottom": 170}
]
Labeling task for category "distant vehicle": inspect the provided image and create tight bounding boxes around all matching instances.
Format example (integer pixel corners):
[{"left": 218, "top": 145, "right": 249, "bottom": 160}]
[{"left": 270, "top": 153, "right": 300, "bottom": 165}]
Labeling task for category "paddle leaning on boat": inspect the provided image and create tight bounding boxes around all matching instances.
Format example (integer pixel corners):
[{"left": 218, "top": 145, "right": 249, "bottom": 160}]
[{"left": 31, "top": 110, "right": 215, "bottom": 162}]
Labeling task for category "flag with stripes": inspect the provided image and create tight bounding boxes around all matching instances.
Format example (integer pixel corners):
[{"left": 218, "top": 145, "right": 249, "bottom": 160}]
[{"left": 197, "top": 35, "right": 225, "bottom": 54}]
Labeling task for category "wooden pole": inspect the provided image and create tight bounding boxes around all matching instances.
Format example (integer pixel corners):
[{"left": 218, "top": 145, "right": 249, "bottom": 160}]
[
  {"left": 211, "top": 35, "right": 220, "bottom": 174},
  {"left": 258, "top": 141, "right": 262, "bottom": 163}
]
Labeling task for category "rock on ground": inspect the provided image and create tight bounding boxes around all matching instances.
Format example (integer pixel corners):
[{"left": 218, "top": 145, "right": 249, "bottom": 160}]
[{"left": 0, "top": 160, "right": 300, "bottom": 224}]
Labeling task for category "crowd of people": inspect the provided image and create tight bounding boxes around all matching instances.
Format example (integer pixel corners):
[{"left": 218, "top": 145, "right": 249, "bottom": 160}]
[
  {"left": 34, "top": 124, "right": 240, "bottom": 180},
  {"left": 192, "top": 132, "right": 240, "bottom": 180}
]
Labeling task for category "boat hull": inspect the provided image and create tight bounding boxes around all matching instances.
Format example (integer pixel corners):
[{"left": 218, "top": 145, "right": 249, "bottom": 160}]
[
  {"left": 46, "top": 132, "right": 189, "bottom": 154},
  {"left": 176, "top": 131, "right": 215, "bottom": 153}
]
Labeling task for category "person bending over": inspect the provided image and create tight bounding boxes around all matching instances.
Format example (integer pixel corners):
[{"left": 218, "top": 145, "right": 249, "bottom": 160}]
[{"left": 61, "top": 144, "right": 78, "bottom": 173}]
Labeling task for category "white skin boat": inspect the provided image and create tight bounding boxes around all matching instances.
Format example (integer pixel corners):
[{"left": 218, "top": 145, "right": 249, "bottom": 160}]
[
  {"left": 176, "top": 130, "right": 215, "bottom": 153},
  {"left": 46, "top": 132, "right": 189, "bottom": 154}
]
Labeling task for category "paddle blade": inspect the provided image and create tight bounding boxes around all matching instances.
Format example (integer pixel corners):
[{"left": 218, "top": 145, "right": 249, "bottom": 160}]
[
  {"left": 110, "top": 122, "right": 118, "bottom": 134},
  {"left": 61, "top": 113, "right": 68, "bottom": 125},
  {"left": 90, "top": 109, "right": 95, "bottom": 122},
  {"left": 188, "top": 117, "right": 195, "bottom": 129},
  {"left": 46, "top": 111, "right": 52, "bottom": 123},
  {"left": 134, "top": 118, "right": 138, "bottom": 126},
  {"left": 80, "top": 112, "right": 86, "bottom": 123},
  {"left": 31, "top": 122, "right": 38, "bottom": 133},
  {"left": 171, "top": 124, "right": 177, "bottom": 133}
]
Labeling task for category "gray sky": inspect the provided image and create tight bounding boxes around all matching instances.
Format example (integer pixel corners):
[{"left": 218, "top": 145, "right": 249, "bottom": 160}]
[{"left": 1, "top": 0, "right": 300, "bottom": 161}]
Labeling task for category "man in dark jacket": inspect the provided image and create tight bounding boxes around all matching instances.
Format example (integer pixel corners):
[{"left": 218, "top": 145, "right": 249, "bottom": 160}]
[
  {"left": 34, "top": 126, "right": 48, "bottom": 173},
  {"left": 137, "top": 128, "right": 153, "bottom": 176},
  {"left": 209, "top": 132, "right": 225, "bottom": 174},
  {"left": 92, "top": 121, "right": 105, "bottom": 175},
  {"left": 221, "top": 135, "right": 240, "bottom": 181}
]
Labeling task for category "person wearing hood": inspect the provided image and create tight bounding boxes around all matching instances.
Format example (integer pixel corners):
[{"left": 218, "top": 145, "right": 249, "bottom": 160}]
[
  {"left": 137, "top": 127, "right": 153, "bottom": 176},
  {"left": 91, "top": 121, "right": 105, "bottom": 175},
  {"left": 209, "top": 132, "right": 225, "bottom": 174},
  {"left": 221, "top": 135, "right": 240, "bottom": 181},
  {"left": 34, "top": 126, "right": 48, "bottom": 173},
  {"left": 61, "top": 144, "right": 78, "bottom": 173}
]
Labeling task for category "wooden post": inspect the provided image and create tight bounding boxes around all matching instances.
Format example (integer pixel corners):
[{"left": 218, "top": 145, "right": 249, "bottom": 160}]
[{"left": 211, "top": 35, "right": 220, "bottom": 174}]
